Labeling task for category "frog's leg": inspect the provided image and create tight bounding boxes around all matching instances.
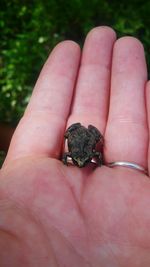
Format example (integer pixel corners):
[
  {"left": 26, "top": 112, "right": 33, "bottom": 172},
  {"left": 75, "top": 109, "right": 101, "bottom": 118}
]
[
  {"left": 92, "top": 151, "right": 104, "bottom": 166},
  {"left": 62, "top": 152, "right": 72, "bottom": 165}
]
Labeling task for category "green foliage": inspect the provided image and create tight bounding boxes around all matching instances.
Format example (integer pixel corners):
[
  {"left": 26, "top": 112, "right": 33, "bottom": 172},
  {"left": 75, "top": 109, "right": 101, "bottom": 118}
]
[{"left": 0, "top": 0, "right": 150, "bottom": 125}]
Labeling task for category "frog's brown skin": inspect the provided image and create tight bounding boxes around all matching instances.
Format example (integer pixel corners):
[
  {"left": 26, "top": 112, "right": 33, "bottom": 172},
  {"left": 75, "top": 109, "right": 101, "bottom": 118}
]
[{"left": 62, "top": 123, "right": 104, "bottom": 168}]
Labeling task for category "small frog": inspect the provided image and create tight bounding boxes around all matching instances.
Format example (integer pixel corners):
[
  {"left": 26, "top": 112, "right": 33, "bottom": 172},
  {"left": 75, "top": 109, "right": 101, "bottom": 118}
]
[{"left": 62, "top": 123, "right": 104, "bottom": 167}]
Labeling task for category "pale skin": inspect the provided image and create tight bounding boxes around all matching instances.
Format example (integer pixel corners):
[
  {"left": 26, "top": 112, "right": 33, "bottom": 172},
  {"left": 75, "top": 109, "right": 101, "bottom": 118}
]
[{"left": 1, "top": 26, "right": 150, "bottom": 266}]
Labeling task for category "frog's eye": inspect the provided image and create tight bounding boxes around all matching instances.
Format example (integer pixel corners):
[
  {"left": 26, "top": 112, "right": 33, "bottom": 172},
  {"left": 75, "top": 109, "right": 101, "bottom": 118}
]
[
  {"left": 66, "top": 123, "right": 81, "bottom": 133},
  {"left": 88, "top": 125, "right": 101, "bottom": 140}
]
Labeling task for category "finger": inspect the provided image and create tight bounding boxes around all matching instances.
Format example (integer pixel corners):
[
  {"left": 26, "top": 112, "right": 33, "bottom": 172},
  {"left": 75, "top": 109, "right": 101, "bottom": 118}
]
[
  {"left": 105, "top": 37, "right": 148, "bottom": 168},
  {"left": 67, "top": 26, "right": 116, "bottom": 133},
  {"left": 5, "top": 41, "right": 80, "bottom": 163},
  {"left": 146, "top": 80, "right": 150, "bottom": 171}
]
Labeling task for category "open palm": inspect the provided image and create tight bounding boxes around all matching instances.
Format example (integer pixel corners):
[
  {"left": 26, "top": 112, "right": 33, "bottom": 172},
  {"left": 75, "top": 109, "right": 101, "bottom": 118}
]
[{"left": 1, "top": 26, "right": 150, "bottom": 267}]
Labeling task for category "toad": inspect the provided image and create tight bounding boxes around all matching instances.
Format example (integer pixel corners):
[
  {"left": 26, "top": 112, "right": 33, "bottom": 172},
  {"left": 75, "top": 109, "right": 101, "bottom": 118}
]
[{"left": 62, "top": 123, "right": 104, "bottom": 167}]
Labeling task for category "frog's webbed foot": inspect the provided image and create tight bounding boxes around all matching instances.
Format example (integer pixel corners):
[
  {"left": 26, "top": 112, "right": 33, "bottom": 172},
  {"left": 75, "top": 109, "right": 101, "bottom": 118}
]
[
  {"left": 93, "top": 151, "right": 104, "bottom": 166},
  {"left": 62, "top": 152, "right": 72, "bottom": 165}
]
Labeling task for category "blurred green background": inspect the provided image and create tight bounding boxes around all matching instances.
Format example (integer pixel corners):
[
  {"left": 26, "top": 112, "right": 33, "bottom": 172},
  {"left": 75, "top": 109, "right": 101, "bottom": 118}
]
[{"left": 0, "top": 0, "right": 150, "bottom": 127}]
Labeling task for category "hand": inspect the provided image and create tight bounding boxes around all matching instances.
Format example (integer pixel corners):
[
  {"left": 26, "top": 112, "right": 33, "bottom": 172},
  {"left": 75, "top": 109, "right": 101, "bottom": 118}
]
[{"left": 0, "top": 26, "right": 150, "bottom": 267}]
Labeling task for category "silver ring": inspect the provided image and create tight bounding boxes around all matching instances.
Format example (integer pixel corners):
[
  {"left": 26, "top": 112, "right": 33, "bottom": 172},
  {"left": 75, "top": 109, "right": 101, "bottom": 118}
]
[{"left": 107, "top": 161, "right": 148, "bottom": 174}]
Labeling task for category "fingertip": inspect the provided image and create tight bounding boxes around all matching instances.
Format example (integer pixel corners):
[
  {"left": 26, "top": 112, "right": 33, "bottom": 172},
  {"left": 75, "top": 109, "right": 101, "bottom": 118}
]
[
  {"left": 86, "top": 26, "right": 117, "bottom": 41},
  {"left": 38, "top": 39, "right": 81, "bottom": 82},
  {"left": 114, "top": 36, "right": 144, "bottom": 50},
  {"left": 81, "top": 26, "right": 116, "bottom": 67},
  {"left": 50, "top": 40, "right": 81, "bottom": 58},
  {"left": 112, "top": 35, "right": 147, "bottom": 80}
]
